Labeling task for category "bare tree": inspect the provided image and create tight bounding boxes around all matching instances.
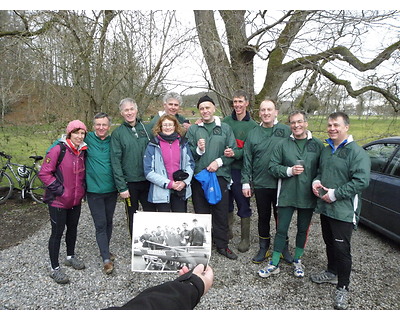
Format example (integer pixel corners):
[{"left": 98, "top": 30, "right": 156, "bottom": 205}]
[
  {"left": 0, "top": 10, "right": 56, "bottom": 38},
  {"left": 117, "top": 11, "right": 195, "bottom": 115},
  {"left": 194, "top": 10, "right": 400, "bottom": 116},
  {"left": 0, "top": 10, "right": 195, "bottom": 123}
]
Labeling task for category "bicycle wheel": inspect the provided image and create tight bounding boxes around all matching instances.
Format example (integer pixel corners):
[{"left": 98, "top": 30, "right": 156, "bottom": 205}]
[
  {"left": 0, "top": 171, "right": 13, "bottom": 204},
  {"left": 29, "top": 172, "right": 46, "bottom": 204}
]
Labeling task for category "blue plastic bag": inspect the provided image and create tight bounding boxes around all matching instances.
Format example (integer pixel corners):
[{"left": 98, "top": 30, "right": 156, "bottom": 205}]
[{"left": 194, "top": 169, "right": 222, "bottom": 205}]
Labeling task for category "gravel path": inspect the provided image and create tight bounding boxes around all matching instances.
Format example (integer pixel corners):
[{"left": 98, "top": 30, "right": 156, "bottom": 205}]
[{"left": 0, "top": 200, "right": 399, "bottom": 310}]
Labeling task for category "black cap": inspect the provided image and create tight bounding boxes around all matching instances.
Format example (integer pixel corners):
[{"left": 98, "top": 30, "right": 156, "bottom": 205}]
[{"left": 197, "top": 95, "right": 215, "bottom": 108}]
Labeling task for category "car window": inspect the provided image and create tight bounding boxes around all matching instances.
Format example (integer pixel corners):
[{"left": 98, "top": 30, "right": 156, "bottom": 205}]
[
  {"left": 387, "top": 148, "right": 400, "bottom": 177},
  {"left": 364, "top": 143, "right": 398, "bottom": 173}
]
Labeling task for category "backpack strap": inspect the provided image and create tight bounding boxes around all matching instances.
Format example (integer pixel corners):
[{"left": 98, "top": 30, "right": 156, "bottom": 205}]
[{"left": 56, "top": 142, "right": 66, "bottom": 166}]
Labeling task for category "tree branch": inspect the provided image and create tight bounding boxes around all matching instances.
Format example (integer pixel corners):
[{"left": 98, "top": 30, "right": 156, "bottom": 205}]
[
  {"left": 319, "top": 67, "right": 400, "bottom": 112},
  {"left": 284, "top": 40, "right": 400, "bottom": 73},
  {"left": 0, "top": 13, "right": 57, "bottom": 38},
  {"left": 246, "top": 10, "right": 295, "bottom": 43}
]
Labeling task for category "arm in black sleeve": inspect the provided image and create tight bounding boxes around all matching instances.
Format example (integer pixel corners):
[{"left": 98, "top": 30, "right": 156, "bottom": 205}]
[{"left": 106, "top": 271, "right": 205, "bottom": 310}]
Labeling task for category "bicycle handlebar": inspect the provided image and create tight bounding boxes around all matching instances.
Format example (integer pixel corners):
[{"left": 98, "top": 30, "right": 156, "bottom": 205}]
[
  {"left": 0, "top": 151, "right": 12, "bottom": 160},
  {"left": 1, "top": 152, "right": 42, "bottom": 163}
]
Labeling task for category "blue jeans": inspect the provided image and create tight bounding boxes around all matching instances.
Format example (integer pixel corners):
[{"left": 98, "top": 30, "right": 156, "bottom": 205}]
[{"left": 87, "top": 191, "right": 118, "bottom": 261}]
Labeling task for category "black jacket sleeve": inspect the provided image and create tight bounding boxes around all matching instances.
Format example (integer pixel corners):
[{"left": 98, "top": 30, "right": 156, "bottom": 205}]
[{"left": 106, "top": 271, "right": 205, "bottom": 310}]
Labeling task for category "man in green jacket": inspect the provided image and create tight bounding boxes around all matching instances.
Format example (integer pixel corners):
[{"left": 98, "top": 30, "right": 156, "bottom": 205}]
[
  {"left": 149, "top": 92, "right": 191, "bottom": 130},
  {"left": 258, "top": 110, "right": 324, "bottom": 279},
  {"left": 110, "top": 98, "right": 155, "bottom": 238},
  {"left": 186, "top": 95, "right": 238, "bottom": 260},
  {"left": 222, "top": 90, "right": 257, "bottom": 253},
  {"left": 85, "top": 112, "right": 118, "bottom": 275},
  {"left": 310, "top": 111, "right": 370, "bottom": 310},
  {"left": 241, "top": 98, "right": 292, "bottom": 263}
]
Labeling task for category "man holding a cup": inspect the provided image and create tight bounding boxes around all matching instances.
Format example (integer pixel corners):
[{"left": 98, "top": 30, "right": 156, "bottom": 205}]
[
  {"left": 258, "top": 110, "right": 324, "bottom": 279},
  {"left": 186, "top": 95, "right": 238, "bottom": 260}
]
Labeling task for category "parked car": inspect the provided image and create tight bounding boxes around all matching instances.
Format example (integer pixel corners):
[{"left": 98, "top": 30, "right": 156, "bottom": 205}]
[{"left": 361, "top": 137, "right": 400, "bottom": 244}]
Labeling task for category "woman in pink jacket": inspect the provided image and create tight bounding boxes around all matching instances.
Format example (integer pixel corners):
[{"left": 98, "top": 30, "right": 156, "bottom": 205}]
[{"left": 39, "top": 120, "right": 88, "bottom": 284}]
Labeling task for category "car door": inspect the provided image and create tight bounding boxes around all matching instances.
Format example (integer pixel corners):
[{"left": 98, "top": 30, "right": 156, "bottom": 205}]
[
  {"left": 371, "top": 147, "right": 400, "bottom": 241},
  {"left": 361, "top": 143, "right": 400, "bottom": 238},
  {"left": 362, "top": 142, "right": 400, "bottom": 242}
]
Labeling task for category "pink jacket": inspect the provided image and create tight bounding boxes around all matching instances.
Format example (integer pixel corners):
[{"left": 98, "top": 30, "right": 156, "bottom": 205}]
[
  {"left": 39, "top": 140, "right": 86, "bottom": 209},
  {"left": 159, "top": 137, "right": 181, "bottom": 188}
]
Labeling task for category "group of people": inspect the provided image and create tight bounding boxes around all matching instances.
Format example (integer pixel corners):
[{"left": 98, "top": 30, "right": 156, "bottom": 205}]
[
  {"left": 139, "top": 219, "right": 206, "bottom": 249},
  {"left": 38, "top": 90, "right": 371, "bottom": 310}
]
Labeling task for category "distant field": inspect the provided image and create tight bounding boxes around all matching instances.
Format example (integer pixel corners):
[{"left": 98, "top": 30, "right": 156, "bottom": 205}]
[
  {"left": 0, "top": 115, "right": 399, "bottom": 166},
  {"left": 306, "top": 115, "right": 400, "bottom": 144}
]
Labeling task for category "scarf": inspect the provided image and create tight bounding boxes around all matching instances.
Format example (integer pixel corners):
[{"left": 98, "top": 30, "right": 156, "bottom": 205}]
[{"left": 158, "top": 132, "right": 180, "bottom": 143}]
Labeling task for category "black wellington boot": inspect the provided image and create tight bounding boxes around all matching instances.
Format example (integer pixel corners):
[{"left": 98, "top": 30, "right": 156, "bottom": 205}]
[{"left": 251, "top": 236, "right": 270, "bottom": 264}]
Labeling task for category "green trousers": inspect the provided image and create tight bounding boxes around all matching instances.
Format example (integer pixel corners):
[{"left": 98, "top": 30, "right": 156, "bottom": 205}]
[{"left": 272, "top": 206, "right": 314, "bottom": 265}]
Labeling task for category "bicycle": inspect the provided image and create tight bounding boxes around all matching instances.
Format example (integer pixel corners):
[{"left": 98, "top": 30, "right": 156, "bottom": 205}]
[{"left": 0, "top": 151, "right": 45, "bottom": 204}]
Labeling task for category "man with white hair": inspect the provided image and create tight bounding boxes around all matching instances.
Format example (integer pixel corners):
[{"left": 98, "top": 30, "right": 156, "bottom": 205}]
[
  {"left": 110, "top": 98, "right": 155, "bottom": 238},
  {"left": 149, "top": 92, "right": 191, "bottom": 130}
]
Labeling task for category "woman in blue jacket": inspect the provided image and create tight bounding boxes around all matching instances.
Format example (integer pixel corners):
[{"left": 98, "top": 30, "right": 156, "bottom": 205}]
[{"left": 144, "top": 114, "right": 194, "bottom": 212}]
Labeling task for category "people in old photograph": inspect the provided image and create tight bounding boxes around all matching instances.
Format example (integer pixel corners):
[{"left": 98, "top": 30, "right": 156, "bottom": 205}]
[
  {"left": 133, "top": 217, "right": 210, "bottom": 272},
  {"left": 188, "top": 219, "right": 205, "bottom": 246},
  {"left": 137, "top": 219, "right": 208, "bottom": 249}
]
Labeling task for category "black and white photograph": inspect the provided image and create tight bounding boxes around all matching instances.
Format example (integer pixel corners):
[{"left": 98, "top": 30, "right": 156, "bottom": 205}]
[{"left": 131, "top": 211, "right": 211, "bottom": 272}]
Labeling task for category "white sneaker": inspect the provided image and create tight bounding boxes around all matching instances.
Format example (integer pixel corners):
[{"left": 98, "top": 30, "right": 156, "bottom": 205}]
[
  {"left": 258, "top": 262, "right": 280, "bottom": 278},
  {"left": 293, "top": 259, "right": 305, "bottom": 278}
]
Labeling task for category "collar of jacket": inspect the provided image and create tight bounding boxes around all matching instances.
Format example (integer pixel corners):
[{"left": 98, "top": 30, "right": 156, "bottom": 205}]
[
  {"left": 150, "top": 135, "right": 188, "bottom": 147},
  {"left": 231, "top": 110, "right": 251, "bottom": 121},
  {"left": 290, "top": 130, "right": 313, "bottom": 141},
  {"left": 60, "top": 135, "right": 88, "bottom": 152},
  {"left": 122, "top": 119, "right": 143, "bottom": 128},
  {"left": 326, "top": 134, "right": 354, "bottom": 152},
  {"left": 158, "top": 110, "right": 184, "bottom": 120},
  {"left": 198, "top": 116, "right": 221, "bottom": 127},
  {"left": 259, "top": 118, "right": 279, "bottom": 126},
  {"left": 93, "top": 132, "right": 110, "bottom": 140}
]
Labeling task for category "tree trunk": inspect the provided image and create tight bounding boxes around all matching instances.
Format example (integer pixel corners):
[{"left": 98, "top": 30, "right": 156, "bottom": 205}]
[
  {"left": 256, "top": 11, "right": 312, "bottom": 107},
  {"left": 194, "top": 10, "right": 238, "bottom": 116},
  {"left": 220, "top": 10, "right": 255, "bottom": 111}
]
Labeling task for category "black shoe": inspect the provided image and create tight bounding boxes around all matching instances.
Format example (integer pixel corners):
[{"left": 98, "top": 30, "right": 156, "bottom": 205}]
[{"left": 217, "top": 247, "right": 238, "bottom": 260}]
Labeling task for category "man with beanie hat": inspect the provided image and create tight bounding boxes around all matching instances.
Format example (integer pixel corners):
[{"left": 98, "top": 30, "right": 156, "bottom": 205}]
[
  {"left": 186, "top": 95, "right": 238, "bottom": 260},
  {"left": 222, "top": 90, "right": 257, "bottom": 253}
]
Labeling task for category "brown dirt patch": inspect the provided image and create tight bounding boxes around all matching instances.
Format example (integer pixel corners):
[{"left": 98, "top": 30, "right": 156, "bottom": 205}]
[{"left": 0, "top": 191, "right": 48, "bottom": 250}]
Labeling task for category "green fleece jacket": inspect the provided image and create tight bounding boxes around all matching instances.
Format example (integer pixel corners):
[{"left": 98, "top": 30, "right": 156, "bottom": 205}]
[
  {"left": 222, "top": 111, "right": 258, "bottom": 170},
  {"left": 85, "top": 131, "right": 116, "bottom": 194},
  {"left": 269, "top": 131, "right": 324, "bottom": 208},
  {"left": 241, "top": 122, "right": 291, "bottom": 189},
  {"left": 110, "top": 120, "right": 152, "bottom": 193},
  {"left": 186, "top": 116, "right": 236, "bottom": 182},
  {"left": 313, "top": 135, "right": 371, "bottom": 225}
]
